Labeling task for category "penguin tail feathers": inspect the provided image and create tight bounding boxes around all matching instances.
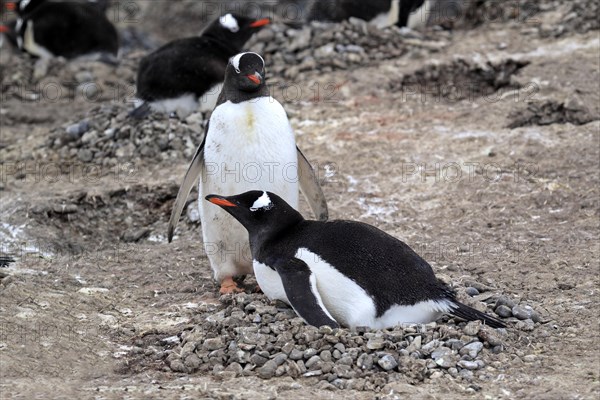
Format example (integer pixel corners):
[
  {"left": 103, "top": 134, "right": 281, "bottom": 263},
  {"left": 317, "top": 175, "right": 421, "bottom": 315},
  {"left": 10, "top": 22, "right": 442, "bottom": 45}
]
[
  {"left": 449, "top": 301, "right": 506, "bottom": 329},
  {"left": 129, "top": 102, "right": 151, "bottom": 119}
]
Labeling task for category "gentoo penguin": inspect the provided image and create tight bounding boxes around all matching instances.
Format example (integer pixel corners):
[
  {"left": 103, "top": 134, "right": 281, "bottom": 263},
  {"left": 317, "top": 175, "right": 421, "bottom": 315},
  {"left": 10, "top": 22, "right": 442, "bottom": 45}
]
[
  {"left": 307, "top": 0, "right": 432, "bottom": 29},
  {"left": 167, "top": 52, "right": 328, "bottom": 294},
  {"left": 5, "top": 0, "right": 118, "bottom": 62},
  {"left": 206, "top": 190, "right": 506, "bottom": 329},
  {"left": 131, "top": 14, "right": 270, "bottom": 119}
]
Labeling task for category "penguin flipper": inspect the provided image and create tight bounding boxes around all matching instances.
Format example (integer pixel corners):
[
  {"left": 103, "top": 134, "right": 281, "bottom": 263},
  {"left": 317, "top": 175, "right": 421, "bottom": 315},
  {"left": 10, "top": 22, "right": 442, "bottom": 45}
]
[
  {"left": 276, "top": 258, "right": 339, "bottom": 328},
  {"left": 167, "top": 133, "right": 206, "bottom": 242},
  {"left": 296, "top": 147, "right": 328, "bottom": 221}
]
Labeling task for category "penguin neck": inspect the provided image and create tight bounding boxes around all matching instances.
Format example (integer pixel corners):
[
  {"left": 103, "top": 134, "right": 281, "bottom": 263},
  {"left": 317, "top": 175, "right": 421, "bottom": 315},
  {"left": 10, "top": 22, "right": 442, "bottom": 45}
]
[
  {"left": 203, "top": 33, "right": 244, "bottom": 56},
  {"left": 248, "top": 210, "right": 305, "bottom": 250},
  {"left": 216, "top": 82, "right": 270, "bottom": 105}
]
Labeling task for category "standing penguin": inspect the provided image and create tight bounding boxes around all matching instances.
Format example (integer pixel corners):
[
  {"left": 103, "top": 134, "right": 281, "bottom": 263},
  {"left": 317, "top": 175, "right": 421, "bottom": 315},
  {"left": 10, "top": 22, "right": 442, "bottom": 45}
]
[
  {"left": 132, "top": 14, "right": 270, "bottom": 119},
  {"left": 206, "top": 190, "right": 505, "bottom": 329},
  {"left": 167, "top": 52, "right": 328, "bottom": 294},
  {"left": 6, "top": 0, "right": 118, "bottom": 62}
]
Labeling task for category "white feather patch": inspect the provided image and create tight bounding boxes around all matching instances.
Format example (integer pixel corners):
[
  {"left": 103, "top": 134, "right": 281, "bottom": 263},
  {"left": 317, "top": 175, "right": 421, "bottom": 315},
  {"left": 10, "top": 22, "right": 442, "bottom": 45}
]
[
  {"left": 20, "top": 0, "right": 31, "bottom": 11},
  {"left": 250, "top": 191, "right": 272, "bottom": 211},
  {"left": 219, "top": 13, "right": 239, "bottom": 32}
]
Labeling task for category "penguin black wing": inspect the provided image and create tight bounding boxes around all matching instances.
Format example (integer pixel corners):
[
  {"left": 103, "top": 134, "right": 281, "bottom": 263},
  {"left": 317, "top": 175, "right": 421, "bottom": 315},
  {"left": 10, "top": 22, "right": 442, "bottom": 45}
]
[
  {"left": 297, "top": 147, "right": 328, "bottom": 221},
  {"left": 167, "top": 124, "right": 208, "bottom": 242},
  {"left": 275, "top": 258, "right": 339, "bottom": 328}
]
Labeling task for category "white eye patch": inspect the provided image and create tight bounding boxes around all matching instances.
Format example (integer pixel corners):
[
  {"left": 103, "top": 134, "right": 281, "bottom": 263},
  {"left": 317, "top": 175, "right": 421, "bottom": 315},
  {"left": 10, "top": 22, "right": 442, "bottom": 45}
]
[
  {"left": 250, "top": 192, "right": 272, "bottom": 212},
  {"left": 20, "top": 0, "right": 31, "bottom": 11},
  {"left": 230, "top": 52, "right": 265, "bottom": 74},
  {"left": 219, "top": 13, "right": 239, "bottom": 32}
]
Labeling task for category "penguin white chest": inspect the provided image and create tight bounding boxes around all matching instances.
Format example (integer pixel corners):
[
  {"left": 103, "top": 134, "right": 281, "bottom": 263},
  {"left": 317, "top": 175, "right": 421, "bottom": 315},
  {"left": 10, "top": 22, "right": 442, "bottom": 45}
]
[{"left": 201, "top": 97, "right": 299, "bottom": 201}]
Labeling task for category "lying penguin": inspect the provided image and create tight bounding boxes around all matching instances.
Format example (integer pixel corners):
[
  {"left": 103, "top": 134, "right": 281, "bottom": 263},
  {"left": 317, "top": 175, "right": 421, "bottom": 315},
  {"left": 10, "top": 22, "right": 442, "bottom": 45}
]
[
  {"left": 206, "top": 190, "right": 505, "bottom": 329},
  {"left": 6, "top": 0, "right": 118, "bottom": 63},
  {"left": 307, "top": 0, "right": 433, "bottom": 29},
  {"left": 132, "top": 13, "right": 270, "bottom": 119},
  {"left": 168, "top": 53, "right": 328, "bottom": 295}
]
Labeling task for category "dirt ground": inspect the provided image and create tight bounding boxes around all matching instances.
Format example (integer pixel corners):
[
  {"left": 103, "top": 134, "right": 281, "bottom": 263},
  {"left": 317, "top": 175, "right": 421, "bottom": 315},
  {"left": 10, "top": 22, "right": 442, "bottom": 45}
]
[{"left": 1, "top": 3, "right": 599, "bottom": 400}]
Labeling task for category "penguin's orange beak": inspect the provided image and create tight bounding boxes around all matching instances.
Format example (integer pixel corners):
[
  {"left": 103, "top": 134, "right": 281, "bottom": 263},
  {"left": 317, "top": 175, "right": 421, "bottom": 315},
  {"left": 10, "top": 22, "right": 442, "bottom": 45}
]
[
  {"left": 206, "top": 196, "right": 237, "bottom": 208},
  {"left": 246, "top": 74, "right": 261, "bottom": 85},
  {"left": 249, "top": 18, "right": 270, "bottom": 28},
  {"left": 5, "top": 2, "right": 16, "bottom": 11}
]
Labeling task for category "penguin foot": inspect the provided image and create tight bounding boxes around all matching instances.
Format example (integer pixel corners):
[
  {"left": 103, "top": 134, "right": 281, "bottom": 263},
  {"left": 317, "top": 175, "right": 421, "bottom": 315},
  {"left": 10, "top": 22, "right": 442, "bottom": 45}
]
[
  {"left": 219, "top": 277, "right": 244, "bottom": 294},
  {"left": 253, "top": 285, "right": 263, "bottom": 294}
]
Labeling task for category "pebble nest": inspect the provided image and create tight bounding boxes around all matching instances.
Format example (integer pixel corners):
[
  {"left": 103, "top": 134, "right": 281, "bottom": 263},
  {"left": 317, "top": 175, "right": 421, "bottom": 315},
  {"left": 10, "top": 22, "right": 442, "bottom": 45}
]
[{"left": 126, "top": 283, "right": 544, "bottom": 391}]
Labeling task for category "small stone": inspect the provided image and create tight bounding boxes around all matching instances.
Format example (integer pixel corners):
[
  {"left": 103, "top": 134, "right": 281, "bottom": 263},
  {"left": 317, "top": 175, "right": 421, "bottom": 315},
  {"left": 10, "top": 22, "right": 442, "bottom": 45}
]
[
  {"left": 495, "top": 296, "right": 516, "bottom": 309},
  {"left": 75, "top": 71, "right": 94, "bottom": 83},
  {"left": 459, "top": 342, "right": 483, "bottom": 359},
  {"left": 314, "top": 43, "right": 335, "bottom": 59},
  {"left": 457, "top": 360, "right": 479, "bottom": 370},
  {"left": 184, "top": 354, "right": 201, "bottom": 370},
  {"left": 305, "top": 355, "right": 321, "bottom": 369},
  {"left": 169, "top": 359, "right": 187, "bottom": 373},
  {"left": 377, "top": 354, "right": 398, "bottom": 371},
  {"left": 478, "top": 326, "right": 503, "bottom": 346},
  {"left": 289, "top": 349, "right": 304, "bottom": 360},
  {"left": 366, "top": 337, "right": 384, "bottom": 350},
  {"left": 320, "top": 350, "right": 332, "bottom": 362},
  {"left": 257, "top": 360, "right": 278, "bottom": 379},
  {"left": 516, "top": 319, "right": 535, "bottom": 331},
  {"left": 66, "top": 121, "right": 90, "bottom": 138},
  {"left": 272, "top": 353, "right": 288, "bottom": 366},
  {"left": 356, "top": 353, "right": 373, "bottom": 370},
  {"left": 303, "top": 348, "right": 318, "bottom": 359},
  {"left": 202, "top": 337, "right": 223, "bottom": 351},
  {"left": 465, "top": 287, "right": 480, "bottom": 296},
  {"left": 495, "top": 305, "right": 513, "bottom": 318},
  {"left": 421, "top": 339, "right": 440, "bottom": 355},
  {"left": 77, "top": 149, "right": 94, "bottom": 162},
  {"left": 431, "top": 347, "right": 455, "bottom": 369},
  {"left": 463, "top": 321, "right": 481, "bottom": 336},
  {"left": 512, "top": 305, "right": 538, "bottom": 321}
]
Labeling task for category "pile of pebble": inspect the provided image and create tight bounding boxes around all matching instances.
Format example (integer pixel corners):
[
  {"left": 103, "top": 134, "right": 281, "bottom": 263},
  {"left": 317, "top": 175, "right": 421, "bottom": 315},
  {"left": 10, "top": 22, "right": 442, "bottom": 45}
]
[
  {"left": 149, "top": 289, "right": 542, "bottom": 391},
  {"left": 46, "top": 105, "right": 206, "bottom": 164},
  {"left": 247, "top": 20, "right": 448, "bottom": 80}
]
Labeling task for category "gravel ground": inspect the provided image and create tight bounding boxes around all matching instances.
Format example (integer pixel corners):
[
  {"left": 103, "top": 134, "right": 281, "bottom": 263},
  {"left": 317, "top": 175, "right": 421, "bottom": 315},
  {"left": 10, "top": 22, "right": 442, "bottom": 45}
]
[{"left": 0, "top": 1, "right": 598, "bottom": 399}]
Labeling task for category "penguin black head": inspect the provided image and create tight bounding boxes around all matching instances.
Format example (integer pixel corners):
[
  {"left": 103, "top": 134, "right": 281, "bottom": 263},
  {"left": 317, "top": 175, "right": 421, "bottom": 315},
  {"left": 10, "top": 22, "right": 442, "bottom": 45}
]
[
  {"left": 6, "top": 0, "right": 44, "bottom": 15},
  {"left": 204, "top": 13, "right": 270, "bottom": 50},
  {"left": 224, "top": 52, "right": 266, "bottom": 93},
  {"left": 206, "top": 191, "right": 304, "bottom": 235}
]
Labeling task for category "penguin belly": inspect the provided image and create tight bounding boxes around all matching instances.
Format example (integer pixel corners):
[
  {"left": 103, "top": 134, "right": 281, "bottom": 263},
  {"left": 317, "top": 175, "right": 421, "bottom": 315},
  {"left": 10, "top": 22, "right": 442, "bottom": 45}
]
[{"left": 199, "top": 97, "right": 300, "bottom": 281}]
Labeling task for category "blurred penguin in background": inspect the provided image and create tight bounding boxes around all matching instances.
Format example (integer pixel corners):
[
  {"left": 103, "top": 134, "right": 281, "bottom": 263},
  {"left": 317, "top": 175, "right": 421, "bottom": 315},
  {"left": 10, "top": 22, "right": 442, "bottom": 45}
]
[
  {"left": 4, "top": 0, "right": 119, "bottom": 63},
  {"left": 306, "top": 0, "right": 436, "bottom": 29}
]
